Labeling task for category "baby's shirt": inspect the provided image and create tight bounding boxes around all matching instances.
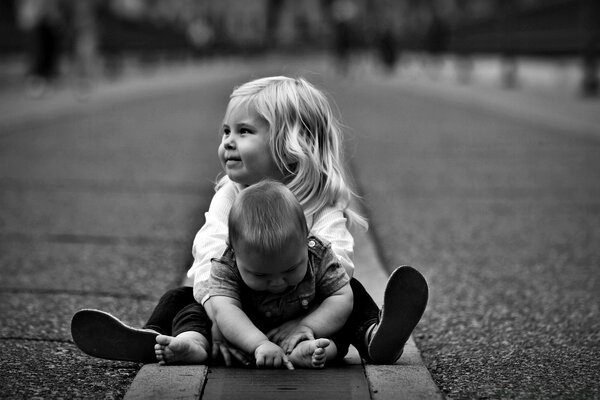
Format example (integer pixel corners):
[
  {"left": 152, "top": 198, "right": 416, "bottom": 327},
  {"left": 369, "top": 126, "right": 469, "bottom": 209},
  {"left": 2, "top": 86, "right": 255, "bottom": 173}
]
[
  {"left": 187, "top": 177, "right": 355, "bottom": 303},
  {"left": 208, "top": 236, "right": 350, "bottom": 333}
]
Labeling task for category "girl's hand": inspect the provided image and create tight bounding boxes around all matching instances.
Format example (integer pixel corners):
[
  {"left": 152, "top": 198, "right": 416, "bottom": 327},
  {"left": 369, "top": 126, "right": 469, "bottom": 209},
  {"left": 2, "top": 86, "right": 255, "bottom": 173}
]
[
  {"left": 268, "top": 321, "right": 315, "bottom": 354},
  {"left": 254, "top": 341, "right": 294, "bottom": 370},
  {"left": 267, "top": 318, "right": 304, "bottom": 345},
  {"left": 211, "top": 322, "right": 251, "bottom": 366},
  {"left": 279, "top": 325, "right": 315, "bottom": 354}
]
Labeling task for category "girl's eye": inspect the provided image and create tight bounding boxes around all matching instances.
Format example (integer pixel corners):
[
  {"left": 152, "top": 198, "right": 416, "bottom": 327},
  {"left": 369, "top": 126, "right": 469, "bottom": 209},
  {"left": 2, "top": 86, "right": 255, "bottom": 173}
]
[
  {"left": 240, "top": 128, "right": 252, "bottom": 134},
  {"left": 222, "top": 128, "right": 230, "bottom": 136}
]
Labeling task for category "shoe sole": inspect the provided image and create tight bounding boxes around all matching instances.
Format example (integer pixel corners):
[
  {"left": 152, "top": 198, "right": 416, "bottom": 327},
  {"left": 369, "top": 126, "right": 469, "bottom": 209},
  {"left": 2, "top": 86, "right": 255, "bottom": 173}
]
[
  {"left": 71, "top": 309, "right": 158, "bottom": 363},
  {"left": 368, "top": 266, "right": 429, "bottom": 364}
]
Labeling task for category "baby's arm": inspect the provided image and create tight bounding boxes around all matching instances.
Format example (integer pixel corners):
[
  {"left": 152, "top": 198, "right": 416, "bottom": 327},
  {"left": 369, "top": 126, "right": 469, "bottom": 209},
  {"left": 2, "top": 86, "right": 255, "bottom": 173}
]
[
  {"left": 299, "top": 282, "right": 353, "bottom": 336},
  {"left": 211, "top": 296, "right": 294, "bottom": 369}
]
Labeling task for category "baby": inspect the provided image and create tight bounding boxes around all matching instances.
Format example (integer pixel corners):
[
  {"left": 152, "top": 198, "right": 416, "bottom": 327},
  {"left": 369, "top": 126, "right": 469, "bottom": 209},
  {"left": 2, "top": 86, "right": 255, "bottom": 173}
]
[{"left": 155, "top": 180, "right": 354, "bottom": 369}]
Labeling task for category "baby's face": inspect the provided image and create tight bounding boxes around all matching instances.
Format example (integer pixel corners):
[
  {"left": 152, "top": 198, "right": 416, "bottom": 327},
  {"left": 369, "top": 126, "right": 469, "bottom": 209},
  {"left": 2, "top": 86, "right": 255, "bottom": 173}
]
[{"left": 235, "top": 239, "right": 308, "bottom": 294}]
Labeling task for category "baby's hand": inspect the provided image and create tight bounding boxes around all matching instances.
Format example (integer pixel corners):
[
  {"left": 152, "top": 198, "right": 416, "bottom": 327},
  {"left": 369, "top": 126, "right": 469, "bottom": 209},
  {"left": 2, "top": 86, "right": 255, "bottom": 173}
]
[{"left": 254, "top": 341, "right": 294, "bottom": 370}]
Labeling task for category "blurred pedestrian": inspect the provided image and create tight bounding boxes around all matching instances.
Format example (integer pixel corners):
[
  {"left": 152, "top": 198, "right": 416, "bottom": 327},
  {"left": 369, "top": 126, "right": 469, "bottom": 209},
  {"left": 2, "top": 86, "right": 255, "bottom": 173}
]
[
  {"left": 331, "top": 0, "right": 358, "bottom": 75},
  {"left": 68, "top": 0, "right": 99, "bottom": 96},
  {"left": 377, "top": 27, "right": 399, "bottom": 74},
  {"left": 17, "top": 0, "right": 64, "bottom": 97},
  {"left": 424, "top": 10, "right": 449, "bottom": 79}
]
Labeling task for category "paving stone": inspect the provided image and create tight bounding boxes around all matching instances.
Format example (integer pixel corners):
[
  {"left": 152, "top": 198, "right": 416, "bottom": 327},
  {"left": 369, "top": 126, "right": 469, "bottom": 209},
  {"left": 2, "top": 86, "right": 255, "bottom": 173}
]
[
  {"left": 0, "top": 292, "right": 157, "bottom": 340},
  {"left": 0, "top": 186, "right": 207, "bottom": 240},
  {"left": 0, "top": 241, "right": 190, "bottom": 295},
  {"left": 1, "top": 340, "right": 140, "bottom": 399}
]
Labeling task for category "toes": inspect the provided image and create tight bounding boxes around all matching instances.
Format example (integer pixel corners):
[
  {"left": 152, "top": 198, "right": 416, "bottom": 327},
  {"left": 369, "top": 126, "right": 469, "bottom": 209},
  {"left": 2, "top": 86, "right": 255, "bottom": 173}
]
[
  {"left": 311, "top": 345, "right": 327, "bottom": 368},
  {"left": 315, "top": 338, "right": 330, "bottom": 349},
  {"left": 155, "top": 334, "right": 171, "bottom": 345},
  {"left": 313, "top": 348, "right": 326, "bottom": 360}
]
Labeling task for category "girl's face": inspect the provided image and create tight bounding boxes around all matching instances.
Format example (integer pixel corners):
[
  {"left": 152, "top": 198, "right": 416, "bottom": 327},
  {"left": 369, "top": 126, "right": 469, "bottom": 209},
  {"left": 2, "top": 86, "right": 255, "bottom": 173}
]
[{"left": 218, "top": 101, "right": 284, "bottom": 186}]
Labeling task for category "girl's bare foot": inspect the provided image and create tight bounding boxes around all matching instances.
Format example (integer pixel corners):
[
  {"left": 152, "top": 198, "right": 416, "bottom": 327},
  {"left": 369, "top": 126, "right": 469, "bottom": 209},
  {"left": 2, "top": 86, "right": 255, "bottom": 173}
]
[
  {"left": 288, "top": 338, "right": 336, "bottom": 369},
  {"left": 154, "top": 332, "right": 209, "bottom": 365}
]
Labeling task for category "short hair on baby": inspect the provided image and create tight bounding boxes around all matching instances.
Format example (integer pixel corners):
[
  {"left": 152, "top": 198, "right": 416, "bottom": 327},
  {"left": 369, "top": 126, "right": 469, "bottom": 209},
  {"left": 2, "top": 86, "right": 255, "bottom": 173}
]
[{"left": 228, "top": 180, "right": 308, "bottom": 255}]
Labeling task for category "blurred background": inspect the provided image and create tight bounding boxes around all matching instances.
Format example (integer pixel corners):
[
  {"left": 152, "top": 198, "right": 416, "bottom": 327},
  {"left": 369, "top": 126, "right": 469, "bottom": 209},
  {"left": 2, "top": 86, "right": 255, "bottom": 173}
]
[{"left": 0, "top": 0, "right": 598, "bottom": 97}]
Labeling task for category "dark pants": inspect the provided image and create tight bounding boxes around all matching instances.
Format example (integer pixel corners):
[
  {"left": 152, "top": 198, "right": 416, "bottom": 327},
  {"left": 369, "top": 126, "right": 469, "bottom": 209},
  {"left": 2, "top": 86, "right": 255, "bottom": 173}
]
[
  {"left": 143, "top": 278, "right": 380, "bottom": 360},
  {"left": 144, "top": 287, "right": 212, "bottom": 338}
]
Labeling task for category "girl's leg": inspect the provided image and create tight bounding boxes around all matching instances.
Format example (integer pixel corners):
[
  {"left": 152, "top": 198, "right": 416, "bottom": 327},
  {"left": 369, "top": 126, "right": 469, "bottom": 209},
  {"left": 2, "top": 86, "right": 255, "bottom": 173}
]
[
  {"left": 347, "top": 266, "right": 429, "bottom": 364},
  {"left": 154, "top": 302, "right": 213, "bottom": 365},
  {"left": 71, "top": 309, "right": 159, "bottom": 363},
  {"left": 341, "top": 278, "right": 379, "bottom": 358},
  {"left": 71, "top": 286, "right": 197, "bottom": 363},
  {"left": 143, "top": 286, "right": 195, "bottom": 334}
]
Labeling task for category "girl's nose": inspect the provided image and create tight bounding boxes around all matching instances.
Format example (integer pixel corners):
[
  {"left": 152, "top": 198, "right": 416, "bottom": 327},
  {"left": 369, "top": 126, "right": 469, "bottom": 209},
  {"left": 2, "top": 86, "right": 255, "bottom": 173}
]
[{"left": 223, "top": 134, "right": 236, "bottom": 149}]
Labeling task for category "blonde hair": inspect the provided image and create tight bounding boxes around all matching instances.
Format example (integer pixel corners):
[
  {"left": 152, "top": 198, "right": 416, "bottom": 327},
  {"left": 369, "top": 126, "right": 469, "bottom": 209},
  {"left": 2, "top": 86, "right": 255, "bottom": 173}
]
[
  {"left": 229, "top": 180, "right": 308, "bottom": 256},
  {"left": 218, "top": 76, "right": 367, "bottom": 228}
]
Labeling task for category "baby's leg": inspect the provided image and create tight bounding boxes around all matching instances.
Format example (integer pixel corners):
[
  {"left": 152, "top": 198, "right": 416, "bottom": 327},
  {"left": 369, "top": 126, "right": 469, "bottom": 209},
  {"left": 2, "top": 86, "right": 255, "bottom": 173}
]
[
  {"left": 288, "top": 338, "right": 337, "bottom": 369},
  {"left": 155, "top": 331, "right": 210, "bottom": 365}
]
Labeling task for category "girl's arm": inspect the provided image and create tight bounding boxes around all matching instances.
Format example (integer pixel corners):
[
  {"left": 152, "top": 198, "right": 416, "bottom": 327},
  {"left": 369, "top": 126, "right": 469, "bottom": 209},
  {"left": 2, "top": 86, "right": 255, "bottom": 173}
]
[
  {"left": 186, "top": 180, "right": 240, "bottom": 301},
  {"left": 211, "top": 295, "right": 293, "bottom": 369},
  {"left": 310, "top": 207, "right": 356, "bottom": 278}
]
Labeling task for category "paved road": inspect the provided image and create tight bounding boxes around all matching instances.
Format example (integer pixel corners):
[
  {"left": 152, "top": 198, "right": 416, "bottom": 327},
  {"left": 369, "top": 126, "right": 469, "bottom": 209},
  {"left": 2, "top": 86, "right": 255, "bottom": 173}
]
[
  {"left": 326, "top": 74, "right": 600, "bottom": 398},
  {"left": 1, "top": 56, "right": 598, "bottom": 399}
]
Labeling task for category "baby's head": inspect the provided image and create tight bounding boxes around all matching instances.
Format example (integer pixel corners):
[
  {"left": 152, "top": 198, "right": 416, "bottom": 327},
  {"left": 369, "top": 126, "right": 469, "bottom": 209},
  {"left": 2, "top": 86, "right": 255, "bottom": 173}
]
[{"left": 228, "top": 180, "right": 309, "bottom": 294}]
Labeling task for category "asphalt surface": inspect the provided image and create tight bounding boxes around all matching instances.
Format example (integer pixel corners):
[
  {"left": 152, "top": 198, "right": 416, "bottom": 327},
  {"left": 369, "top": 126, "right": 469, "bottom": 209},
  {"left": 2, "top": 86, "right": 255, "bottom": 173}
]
[
  {"left": 331, "top": 69, "right": 600, "bottom": 398},
  {"left": 1, "top": 54, "right": 599, "bottom": 399}
]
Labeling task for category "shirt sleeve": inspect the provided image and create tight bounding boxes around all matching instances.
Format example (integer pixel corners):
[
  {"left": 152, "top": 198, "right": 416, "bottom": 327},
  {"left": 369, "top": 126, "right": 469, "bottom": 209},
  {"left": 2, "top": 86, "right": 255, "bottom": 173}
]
[
  {"left": 187, "top": 180, "right": 239, "bottom": 300},
  {"left": 209, "top": 255, "right": 242, "bottom": 302},
  {"left": 314, "top": 247, "right": 351, "bottom": 299},
  {"left": 309, "top": 207, "right": 355, "bottom": 278}
]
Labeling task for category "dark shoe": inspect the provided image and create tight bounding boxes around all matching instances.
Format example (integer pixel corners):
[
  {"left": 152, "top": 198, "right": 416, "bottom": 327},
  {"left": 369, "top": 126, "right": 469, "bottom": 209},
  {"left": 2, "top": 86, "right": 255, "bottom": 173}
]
[
  {"left": 367, "top": 266, "right": 428, "bottom": 364},
  {"left": 71, "top": 309, "right": 158, "bottom": 363}
]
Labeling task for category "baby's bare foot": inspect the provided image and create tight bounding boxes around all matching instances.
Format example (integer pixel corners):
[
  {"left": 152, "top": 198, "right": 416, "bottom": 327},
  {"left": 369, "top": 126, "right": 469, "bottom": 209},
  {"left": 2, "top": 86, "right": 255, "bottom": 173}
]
[
  {"left": 154, "top": 332, "right": 209, "bottom": 365},
  {"left": 288, "top": 338, "right": 334, "bottom": 369}
]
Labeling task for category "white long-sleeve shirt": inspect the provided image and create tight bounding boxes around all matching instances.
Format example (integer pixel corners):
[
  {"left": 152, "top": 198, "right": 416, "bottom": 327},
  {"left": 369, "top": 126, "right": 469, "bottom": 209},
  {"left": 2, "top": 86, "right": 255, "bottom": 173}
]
[{"left": 187, "top": 179, "right": 355, "bottom": 302}]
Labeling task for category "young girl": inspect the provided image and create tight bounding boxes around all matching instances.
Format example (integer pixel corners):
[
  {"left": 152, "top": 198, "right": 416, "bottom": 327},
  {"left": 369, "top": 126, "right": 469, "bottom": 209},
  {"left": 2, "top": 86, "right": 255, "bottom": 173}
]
[{"left": 72, "top": 76, "right": 428, "bottom": 366}]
